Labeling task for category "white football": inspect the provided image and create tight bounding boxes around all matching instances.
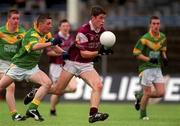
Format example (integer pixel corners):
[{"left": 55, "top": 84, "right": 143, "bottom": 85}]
[{"left": 100, "top": 31, "right": 116, "bottom": 48}]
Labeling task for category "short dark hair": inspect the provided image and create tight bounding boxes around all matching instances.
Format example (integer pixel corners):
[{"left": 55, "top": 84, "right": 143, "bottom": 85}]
[
  {"left": 59, "top": 19, "right": 69, "bottom": 26},
  {"left": 7, "top": 9, "right": 19, "bottom": 18},
  {"left": 149, "top": 16, "right": 160, "bottom": 24},
  {"left": 90, "top": 6, "right": 106, "bottom": 17},
  {"left": 37, "top": 14, "right": 52, "bottom": 26}
]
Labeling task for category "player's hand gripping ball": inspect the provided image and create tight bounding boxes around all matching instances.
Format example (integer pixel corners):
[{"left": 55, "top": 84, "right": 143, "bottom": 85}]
[{"left": 100, "top": 31, "right": 116, "bottom": 48}]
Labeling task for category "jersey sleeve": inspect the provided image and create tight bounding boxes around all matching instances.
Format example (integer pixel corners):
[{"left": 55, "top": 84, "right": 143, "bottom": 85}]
[
  {"left": 160, "top": 37, "right": 167, "bottom": 52},
  {"left": 46, "top": 32, "right": 53, "bottom": 42},
  {"left": 133, "top": 39, "right": 145, "bottom": 56},
  {"left": 24, "top": 34, "right": 39, "bottom": 53},
  {"left": 75, "top": 32, "right": 88, "bottom": 51}
]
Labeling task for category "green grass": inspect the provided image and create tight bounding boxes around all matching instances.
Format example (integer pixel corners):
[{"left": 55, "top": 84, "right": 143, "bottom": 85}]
[{"left": 0, "top": 101, "right": 180, "bottom": 126}]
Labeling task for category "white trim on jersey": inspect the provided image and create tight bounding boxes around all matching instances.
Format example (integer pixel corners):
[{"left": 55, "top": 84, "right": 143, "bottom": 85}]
[{"left": 76, "top": 32, "right": 88, "bottom": 44}]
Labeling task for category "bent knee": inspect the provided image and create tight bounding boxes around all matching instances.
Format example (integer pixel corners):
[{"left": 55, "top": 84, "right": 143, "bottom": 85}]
[
  {"left": 69, "top": 87, "right": 76, "bottom": 92},
  {"left": 68, "top": 85, "right": 77, "bottom": 92},
  {"left": 43, "top": 80, "right": 52, "bottom": 89},
  {"left": 92, "top": 82, "right": 103, "bottom": 91},
  {"left": 157, "top": 91, "right": 165, "bottom": 97},
  {"left": 143, "top": 90, "right": 152, "bottom": 97},
  {"left": 6, "top": 83, "right": 15, "bottom": 92},
  {"left": 54, "top": 90, "right": 61, "bottom": 96}
]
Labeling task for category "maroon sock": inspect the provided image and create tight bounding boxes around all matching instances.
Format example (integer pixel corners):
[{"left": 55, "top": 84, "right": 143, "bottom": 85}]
[{"left": 89, "top": 107, "right": 98, "bottom": 116}]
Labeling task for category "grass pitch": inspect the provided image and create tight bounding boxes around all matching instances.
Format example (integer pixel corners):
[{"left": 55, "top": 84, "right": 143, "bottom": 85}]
[{"left": 0, "top": 101, "right": 180, "bottom": 126}]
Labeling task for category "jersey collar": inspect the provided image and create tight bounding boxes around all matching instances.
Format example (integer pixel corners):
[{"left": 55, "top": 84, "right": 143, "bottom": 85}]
[
  {"left": 89, "top": 20, "right": 100, "bottom": 33},
  {"left": 149, "top": 30, "right": 160, "bottom": 39},
  {"left": 58, "top": 31, "right": 69, "bottom": 40},
  {"left": 6, "top": 21, "right": 19, "bottom": 33}
]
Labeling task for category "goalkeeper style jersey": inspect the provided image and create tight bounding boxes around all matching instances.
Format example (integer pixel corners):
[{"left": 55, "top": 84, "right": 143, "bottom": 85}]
[
  {"left": 12, "top": 27, "right": 53, "bottom": 69},
  {"left": 0, "top": 24, "right": 25, "bottom": 61},
  {"left": 133, "top": 31, "right": 167, "bottom": 73}
]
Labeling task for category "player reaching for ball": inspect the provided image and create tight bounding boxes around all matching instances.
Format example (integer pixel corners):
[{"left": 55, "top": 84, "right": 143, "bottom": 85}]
[
  {"left": 98, "top": 31, "right": 115, "bottom": 55},
  {"left": 24, "top": 5, "right": 115, "bottom": 123}
]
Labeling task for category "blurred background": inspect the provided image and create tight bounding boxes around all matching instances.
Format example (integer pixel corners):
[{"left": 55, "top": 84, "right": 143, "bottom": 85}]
[{"left": 0, "top": 0, "right": 180, "bottom": 102}]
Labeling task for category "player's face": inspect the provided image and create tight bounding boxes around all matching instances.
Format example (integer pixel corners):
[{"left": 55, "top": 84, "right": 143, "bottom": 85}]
[
  {"left": 39, "top": 19, "right": 52, "bottom": 34},
  {"left": 8, "top": 14, "right": 20, "bottom": 27},
  {"left": 59, "top": 22, "right": 70, "bottom": 35},
  {"left": 150, "top": 19, "right": 160, "bottom": 33},
  {"left": 92, "top": 14, "right": 106, "bottom": 29}
]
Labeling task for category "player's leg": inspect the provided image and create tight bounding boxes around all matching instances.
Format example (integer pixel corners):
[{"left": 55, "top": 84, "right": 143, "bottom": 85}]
[
  {"left": 138, "top": 69, "right": 153, "bottom": 120},
  {"left": 0, "top": 73, "right": 25, "bottom": 121},
  {"left": 26, "top": 70, "right": 52, "bottom": 121},
  {"left": 149, "top": 75, "right": 169, "bottom": 104},
  {"left": 6, "top": 83, "right": 26, "bottom": 121},
  {"left": 23, "top": 69, "right": 74, "bottom": 105},
  {"left": 140, "top": 86, "right": 151, "bottom": 120},
  {"left": 50, "top": 77, "right": 77, "bottom": 116},
  {"left": 140, "top": 83, "right": 164, "bottom": 120},
  {"left": 50, "top": 94, "right": 59, "bottom": 116},
  {"left": 0, "top": 75, "right": 23, "bottom": 120},
  {"left": 51, "top": 69, "right": 74, "bottom": 95},
  {"left": 134, "top": 90, "right": 143, "bottom": 111},
  {"left": 49, "top": 63, "right": 61, "bottom": 116},
  {"left": 80, "top": 69, "right": 109, "bottom": 123},
  {"left": 61, "top": 76, "right": 77, "bottom": 93},
  {"left": 0, "top": 74, "right": 14, "bottom": 93},
  {"left": 149, "top": 68, "right": 165, "bottom": 98},
  {"left": 1, "top": 60, "right": 26, "bottom": 121},
  {"left": 148, "top": 83, "right": 165, "bottom": 98},
  {"left": 134, "top": 76, "right": 143, "bottom": 111}
]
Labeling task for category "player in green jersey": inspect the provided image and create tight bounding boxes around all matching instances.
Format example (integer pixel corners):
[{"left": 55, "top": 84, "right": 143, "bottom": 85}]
[
  {"left": 0, "top": 14, "right": 63, "bottom": 121},
  {"left": 133, "top": 16, "right": 168, "bottom": 120},
  {"left": 0, "top": 9, "right": 26, "bottom": 121}
]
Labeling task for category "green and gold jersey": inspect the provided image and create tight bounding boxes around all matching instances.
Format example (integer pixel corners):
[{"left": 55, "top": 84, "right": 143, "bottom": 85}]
[
  {"left": 12, "top": 27, "right": 52, "bottom": 69},
  {"left": 133, "top": 31, "right": 167, "bottom": 73},
  {"left": 0, "top": 25, "right": 25, "bottom": 61}
]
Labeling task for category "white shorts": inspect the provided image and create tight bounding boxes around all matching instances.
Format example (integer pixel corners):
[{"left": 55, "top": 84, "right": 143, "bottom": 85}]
[
  {"left": 63, "top": 60, "right": 94, "bottom": 76},
  {"left": 140, "top": 68, "right": 164, "bottom": 87},
  {"left": 6, "top": 64, "right": 40, "bottom": 82},
  {"left": 0, "top": 59, "right": 11, "bottom": 74},
  {"left": 49, "top": 63, "right": 62, "bottom": 82}
]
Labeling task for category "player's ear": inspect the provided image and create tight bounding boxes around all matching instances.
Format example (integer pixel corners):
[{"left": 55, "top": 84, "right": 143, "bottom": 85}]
[{"left": 91, "top": 15, "right": 96, "bottom": 20}]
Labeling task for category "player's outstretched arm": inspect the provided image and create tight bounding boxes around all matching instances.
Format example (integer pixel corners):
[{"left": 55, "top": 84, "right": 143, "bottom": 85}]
[
  {"left": 32, "top": 38, "right": 63, "bottom": 51},
  {"left": 32, "top": 42, "right": 52, "bottom": 51}
]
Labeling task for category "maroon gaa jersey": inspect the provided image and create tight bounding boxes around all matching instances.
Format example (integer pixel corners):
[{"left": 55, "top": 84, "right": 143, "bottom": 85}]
[
  {"left": 47, "top": 32, "right": 75, "bottom": 64},
  {"left": 68, "top": 21, "right": 105, "bottom": 63}
]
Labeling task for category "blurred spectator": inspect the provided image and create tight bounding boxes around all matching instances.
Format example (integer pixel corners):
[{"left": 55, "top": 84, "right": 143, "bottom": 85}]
[
  {"left": 15, "top": 0, "right": 26, "bottom": 9},
  {"left": 25, "top": 0, "right": 46, "bottom": 12}
]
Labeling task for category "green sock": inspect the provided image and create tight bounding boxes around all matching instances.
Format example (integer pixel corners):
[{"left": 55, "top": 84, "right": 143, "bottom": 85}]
[
  {"left": 28, "top": 103, "right": 38, "bottom": 110},
  {"left": 12, "top": 112, "right": 18, "bottom": 118},
  {"left": 135, "top": 91, "right": 143, "bottom": 100},
  {"left": 140, "top": 109, "right": 147, "bottom": 119}
]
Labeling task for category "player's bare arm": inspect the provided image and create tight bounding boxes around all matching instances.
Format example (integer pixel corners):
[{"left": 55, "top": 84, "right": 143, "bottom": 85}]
[
  {"left": 51, "top": 45, "right": 64, "bottom": 55},
  {"left": 32, "top": 42, "right": 52, "bottom": 50},
  {"left": 136, "top": 54, "right": 150, "bottom": 62},
  {"left": 47, "top": 47, "right": 60, "bottom": 56},
  {"left": 161, "top": 51, "right": 167, "bottom": 59},
  {"left": 80, "top": 50, "right": 98, "bottom": 58}
]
